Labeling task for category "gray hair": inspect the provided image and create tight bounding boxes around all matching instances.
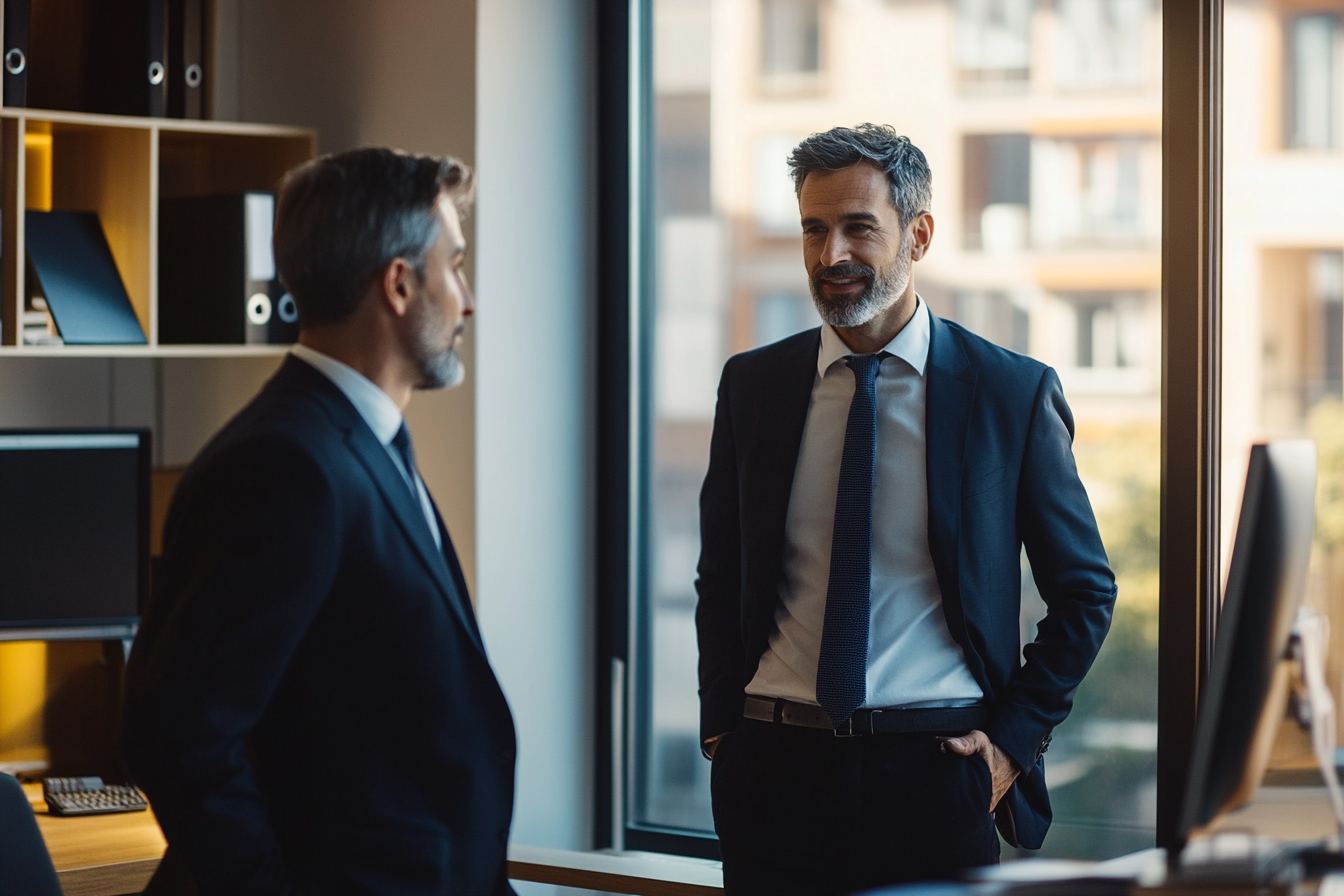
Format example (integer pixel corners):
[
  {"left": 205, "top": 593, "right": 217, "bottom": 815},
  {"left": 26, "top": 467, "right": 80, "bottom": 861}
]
[
  {"left": 788, "top": 124, "right": 932, "bottom": 227},
  {"left": 274, "top": 147, "right": 474, "bottom": 328}
]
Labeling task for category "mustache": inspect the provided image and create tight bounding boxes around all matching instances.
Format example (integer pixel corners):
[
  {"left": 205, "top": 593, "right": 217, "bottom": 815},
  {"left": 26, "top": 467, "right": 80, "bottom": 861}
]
[{"left": 813, "top": 263, "right": 876, "bottom": 282}]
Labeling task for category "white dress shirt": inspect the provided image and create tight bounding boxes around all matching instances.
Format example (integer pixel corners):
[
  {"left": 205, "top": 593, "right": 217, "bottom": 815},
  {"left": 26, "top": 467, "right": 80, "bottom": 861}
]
[
  {"left": 290, "top": 344, "right": 442, "bottom": 549},
  {"left": 746, "top": 298, "right": 984, "bottom": 709}
]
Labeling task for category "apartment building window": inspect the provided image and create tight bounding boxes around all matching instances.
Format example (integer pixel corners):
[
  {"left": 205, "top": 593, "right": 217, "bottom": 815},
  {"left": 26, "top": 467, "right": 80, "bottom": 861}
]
[
  {"left": 1055, "top": 0, "right": 1148, "bottom": 89},
  {"left": 955, "top": 290, "right": 1031, "bottom": 353},
  {"left": 1070, "top": 293, "right": 1146, "bottom": 370},
  {"left": 955, "top": 0, "right": 1033, "bottom": 86},
  {"left": 963, "top": 133, "right": 1031, "bottom": 250},
  {"left": 1031, "top": 136, "right": 1159, "bottom": 249},
  {"left": 1286, "top": 14, "right": 1339, "bottom": 150},
  {"left": 760, "top": 0, "right": 822, "bottom": 91}
]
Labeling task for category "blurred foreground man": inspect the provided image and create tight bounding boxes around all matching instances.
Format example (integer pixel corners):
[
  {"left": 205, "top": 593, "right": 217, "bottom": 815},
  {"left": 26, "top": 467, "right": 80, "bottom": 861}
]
[
  {"left": 123, "top": 148, "right": 516, "bottom": 896},
  {"left": 696, "top": 124, "right": 1117, "bottom": 895}
]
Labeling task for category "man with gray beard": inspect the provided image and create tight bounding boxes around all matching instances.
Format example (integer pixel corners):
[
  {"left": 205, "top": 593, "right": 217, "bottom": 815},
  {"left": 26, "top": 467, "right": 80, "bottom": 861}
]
[
  {"left": 124, "top": 148, "right": 517, "bottom": 896},
  {"left": 695, "top": 124, "right": 1116, "bottom": 894}
]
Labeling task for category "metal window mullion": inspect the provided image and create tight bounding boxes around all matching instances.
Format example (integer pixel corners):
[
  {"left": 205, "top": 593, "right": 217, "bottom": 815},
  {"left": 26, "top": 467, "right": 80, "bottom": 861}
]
[{"left": 1157, "top": 0, "right": 1222, "bottom": 853}]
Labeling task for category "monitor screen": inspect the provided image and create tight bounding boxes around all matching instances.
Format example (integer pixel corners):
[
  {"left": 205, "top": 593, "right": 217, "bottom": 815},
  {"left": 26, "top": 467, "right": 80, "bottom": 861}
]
[
  {"left": 1179, "top": 439, "right": 1318, "bottom": 842},
  {"left": 0, "top": 431, "right": 149, "bottom": 639}
]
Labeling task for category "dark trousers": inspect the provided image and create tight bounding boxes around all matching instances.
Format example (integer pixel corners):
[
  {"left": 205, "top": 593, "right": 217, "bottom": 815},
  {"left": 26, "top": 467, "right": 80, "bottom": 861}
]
[{"left": 711, "top": 718, "right": 1000, "bottom": 896}]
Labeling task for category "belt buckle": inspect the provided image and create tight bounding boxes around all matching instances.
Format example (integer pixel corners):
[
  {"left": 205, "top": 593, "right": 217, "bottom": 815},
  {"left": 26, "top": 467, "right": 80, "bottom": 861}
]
[{"left": 834, "top": 717, "right": 857, "bottom": 737}]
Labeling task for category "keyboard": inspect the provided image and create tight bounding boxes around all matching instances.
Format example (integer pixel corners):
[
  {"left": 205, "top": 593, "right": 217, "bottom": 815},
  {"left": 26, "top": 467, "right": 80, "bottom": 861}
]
[{"left": 43, "top": 776, "right": 148, "bottom": 817}]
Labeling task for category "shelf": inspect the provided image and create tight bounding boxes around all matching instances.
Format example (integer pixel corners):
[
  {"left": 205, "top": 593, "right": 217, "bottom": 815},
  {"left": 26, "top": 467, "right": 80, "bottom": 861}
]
[
  {"left": 0, "top": 344, "right": 291, "bottom": 358},
  {"left": 0, "top": 108, "right": 316, "bottom": 356}
]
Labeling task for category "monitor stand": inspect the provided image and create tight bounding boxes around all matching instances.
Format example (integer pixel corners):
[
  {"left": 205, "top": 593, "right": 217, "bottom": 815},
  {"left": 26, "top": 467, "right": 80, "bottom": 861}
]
[
  {"left": 1170, "top": 609, "right": 1344, "bottom": 888},
  {"left": 1290, "top": 607, "right": 1344, "bottom": 848}
]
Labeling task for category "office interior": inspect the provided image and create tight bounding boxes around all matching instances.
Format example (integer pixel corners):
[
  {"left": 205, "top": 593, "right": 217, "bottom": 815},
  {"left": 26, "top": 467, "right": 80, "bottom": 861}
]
[{"left": 6, "top": 0, "right": 1344, "bottom": 893}]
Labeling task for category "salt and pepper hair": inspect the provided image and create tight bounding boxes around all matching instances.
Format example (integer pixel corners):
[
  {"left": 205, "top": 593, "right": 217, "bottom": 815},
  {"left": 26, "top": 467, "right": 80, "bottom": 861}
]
[
  {"left": 274, "top": 147, "right": 474, "bottom": 328},
  {"left": 787, "top": 124, "right": 932, "bottom": 227}
]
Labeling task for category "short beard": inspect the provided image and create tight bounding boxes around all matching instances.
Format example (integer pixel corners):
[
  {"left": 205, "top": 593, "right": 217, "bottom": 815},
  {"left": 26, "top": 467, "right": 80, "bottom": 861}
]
[
  {"left": 809, "top": 234, "right": 912, "bottom": 328},
  {"left": 406, "top": 289, "right": 466, "bottom": 390}
]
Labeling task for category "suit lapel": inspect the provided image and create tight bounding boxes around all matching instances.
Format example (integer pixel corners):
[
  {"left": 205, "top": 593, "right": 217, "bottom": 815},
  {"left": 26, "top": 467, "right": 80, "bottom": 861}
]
[
  {"left": 429, "top": 496, "right": 485, "bottom": 646},
  {"left": 925, "top": 316, "right": 977, "bottom": 633},
  {"left": 343, "top": 425, "right": 486, "bottom": 654},
  {"left": 276, "top": 358, "right": 487, "bottom": 654}
]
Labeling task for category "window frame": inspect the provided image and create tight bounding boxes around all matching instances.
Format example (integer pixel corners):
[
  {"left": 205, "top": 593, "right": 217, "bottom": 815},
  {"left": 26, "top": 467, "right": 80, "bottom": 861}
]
[{"left": 594, "top": 0, "right": 1223, "bottom": 857}]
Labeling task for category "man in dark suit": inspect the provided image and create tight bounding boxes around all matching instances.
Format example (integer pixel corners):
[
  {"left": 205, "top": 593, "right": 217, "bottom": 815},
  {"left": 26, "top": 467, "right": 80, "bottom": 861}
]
[
  {"left": 122, "top": 148, "right": 516, "bottom": 896},
  {"left": 696, "top": 124, "right": 1117, "bottom": 895}
]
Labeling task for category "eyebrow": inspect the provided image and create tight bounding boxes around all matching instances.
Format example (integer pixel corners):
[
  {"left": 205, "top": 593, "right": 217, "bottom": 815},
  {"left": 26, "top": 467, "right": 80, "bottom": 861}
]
[{"left": 800, "top": 211, "right": 883, "bottom": 227}]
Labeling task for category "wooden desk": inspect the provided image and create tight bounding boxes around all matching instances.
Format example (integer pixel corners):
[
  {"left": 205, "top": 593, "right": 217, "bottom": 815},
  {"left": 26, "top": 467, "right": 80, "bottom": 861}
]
[
  {"left": 24, "top": 782, "right": 165, "bottom": 896},
  {"left": 26, "top": 782, "right": 723, "bottom": 896}
]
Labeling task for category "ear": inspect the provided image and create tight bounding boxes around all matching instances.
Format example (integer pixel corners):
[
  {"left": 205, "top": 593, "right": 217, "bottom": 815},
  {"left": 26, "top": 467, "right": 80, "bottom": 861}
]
[
  {"left": 379, "top": 258, "right": 417, "bottom": 318},
  {"left": 909, "top": 213, "right": 935, "bottom": 262}
]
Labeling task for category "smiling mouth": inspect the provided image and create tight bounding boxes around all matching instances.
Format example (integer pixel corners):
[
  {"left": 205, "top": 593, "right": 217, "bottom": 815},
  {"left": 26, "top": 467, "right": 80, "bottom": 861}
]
[{"left": 820, "top": 277, "right": 867, "bottom": 291}]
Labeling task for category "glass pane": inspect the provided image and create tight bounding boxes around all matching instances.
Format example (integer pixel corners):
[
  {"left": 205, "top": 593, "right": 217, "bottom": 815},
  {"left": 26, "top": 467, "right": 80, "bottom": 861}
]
[
  {"left": 1224, "top": 3, "right": 1344, "bottom": 786},
  {"left": 637, "top": 0, "right": 1162, "bottom": 856}
]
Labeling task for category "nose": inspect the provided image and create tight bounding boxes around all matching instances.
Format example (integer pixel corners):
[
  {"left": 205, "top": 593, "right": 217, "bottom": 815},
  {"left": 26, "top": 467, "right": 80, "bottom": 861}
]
[
  {"left": 458, "top": 272, "right": 475, "bottom": 317},
  {"left": 819, "top": 231, "right": 851, "bottom": 267}
]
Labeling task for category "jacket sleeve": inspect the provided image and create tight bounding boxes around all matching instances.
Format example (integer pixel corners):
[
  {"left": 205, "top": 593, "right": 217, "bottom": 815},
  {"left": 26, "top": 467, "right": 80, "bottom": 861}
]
[
  {"left": 984, "top": 367, "right": 1118, "bottom": 776},
  {"left": 695, "top": 359, "right": 748, "bottom": 744},
  {"left": 121, "top": 437, "right": 341, "bottom": 896}
]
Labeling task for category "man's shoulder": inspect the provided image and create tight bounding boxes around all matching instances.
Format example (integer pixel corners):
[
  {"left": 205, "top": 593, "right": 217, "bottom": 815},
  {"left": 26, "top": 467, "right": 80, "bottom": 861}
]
[
  {"left": 723, "top": 327, "right": 821, "bottom": 379},
  {"left": 934, "top": 316, "right": 1050, "bottom": 390},
  {"left": 191, "top": 358, "right": 355, "bottom": 478}
]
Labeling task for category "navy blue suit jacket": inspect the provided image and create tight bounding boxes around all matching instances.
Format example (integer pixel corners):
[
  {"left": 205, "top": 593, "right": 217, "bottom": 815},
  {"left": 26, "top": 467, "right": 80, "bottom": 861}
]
[
  {"left": 123, "top": 357, "right": 517, "bottom": 895},
  {"left": 695, "top": 315, "right": 1116, "bottom": 850}
]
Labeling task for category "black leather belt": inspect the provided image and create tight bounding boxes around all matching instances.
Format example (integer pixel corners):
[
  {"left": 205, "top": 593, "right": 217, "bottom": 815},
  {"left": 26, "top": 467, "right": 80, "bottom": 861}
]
[{"left": 744, "top": 695, "right": 987, "bottom": 737}]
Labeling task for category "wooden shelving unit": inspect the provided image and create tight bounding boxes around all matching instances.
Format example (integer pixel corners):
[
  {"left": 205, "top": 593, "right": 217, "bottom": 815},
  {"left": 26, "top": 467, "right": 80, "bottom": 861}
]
[{"left": 0, "top": 107, "right": 315, "bottom": 355}]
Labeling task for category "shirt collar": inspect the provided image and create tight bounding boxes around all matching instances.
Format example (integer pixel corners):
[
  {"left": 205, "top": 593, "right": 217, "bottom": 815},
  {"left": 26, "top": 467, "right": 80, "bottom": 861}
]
[
  {"left": 817, "top": 294, "right": 931, "bottom": 379},
  {"left": 290, "top": 344, "right": 405, "bottom": 445}
]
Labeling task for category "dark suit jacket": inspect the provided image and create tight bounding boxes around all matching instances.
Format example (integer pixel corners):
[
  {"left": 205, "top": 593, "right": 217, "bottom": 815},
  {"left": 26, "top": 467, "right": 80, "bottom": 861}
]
[
  {"left": 122, "top": 357, "right": 517, "bottom": 896},
  {"left": 695, "top": 315, "right": 1116, "bottom": 850}
]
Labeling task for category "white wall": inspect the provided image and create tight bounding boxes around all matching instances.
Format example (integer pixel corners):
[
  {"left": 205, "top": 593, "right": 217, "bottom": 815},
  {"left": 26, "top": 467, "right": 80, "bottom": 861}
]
[
  {"left": 475, "top": 0, "right": 597, "bottom": 867},
  {"left": 221, "top": 0, "right": 481, "bottom": 591}
]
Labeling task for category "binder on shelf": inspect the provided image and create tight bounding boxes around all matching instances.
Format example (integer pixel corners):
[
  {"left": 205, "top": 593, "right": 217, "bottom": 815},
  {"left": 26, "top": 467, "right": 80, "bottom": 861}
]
[
  {"left": 159, "top": 192, "right": 299, "bottom": 345},
  {"left": 3, "top": 0, "right": 29, "bottom": 107},
  {"left": 84, "top": 0, "right": 169, "bottom": 117},
  {"left": 22, "top": 0, "right": 169, "bottom": 115},
  {"left": 25, "top": 210, "right": 147, "bottom": 345},
  {"left": 167, "top": 0, "right": 202, "bottom": 119}
]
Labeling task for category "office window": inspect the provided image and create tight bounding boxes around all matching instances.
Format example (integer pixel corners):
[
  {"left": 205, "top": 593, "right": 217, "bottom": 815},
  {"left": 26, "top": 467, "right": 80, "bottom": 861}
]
[
  {"left": 760, "top": 0, "right": 822, "bottom": 91},
  {"left": 1286, "top": 14, "right": 1339, "bottom": 150},
  {"left": 1055, "top": 0, "right": 1148, "bottom": 90},
  {"left": 962, "top": 133, "right": 1031, "bottom": 250},
  {"left": 955, "top": 0, "right": 1034, "bottom": 86},
  {"left": 620, "top": 0, "right": 1161, "bottom": 859}
]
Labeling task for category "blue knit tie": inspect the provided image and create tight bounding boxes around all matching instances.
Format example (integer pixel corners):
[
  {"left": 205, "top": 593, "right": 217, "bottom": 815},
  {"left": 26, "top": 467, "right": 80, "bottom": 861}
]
[
  {"left": 816, "top": 353, "right": 881, "bottom": 727},
  {"left": 391, "top": 422, "right": 419, "bottom": 498}
]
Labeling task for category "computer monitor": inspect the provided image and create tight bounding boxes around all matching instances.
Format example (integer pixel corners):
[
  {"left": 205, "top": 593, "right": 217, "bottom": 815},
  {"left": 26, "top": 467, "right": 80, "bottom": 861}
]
[
  {"left": 0, "top": 430, "right": 150, "bottom": 641},
  {"left": 1178, "top": 439, "right": 1318, "bottom": 843}
]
